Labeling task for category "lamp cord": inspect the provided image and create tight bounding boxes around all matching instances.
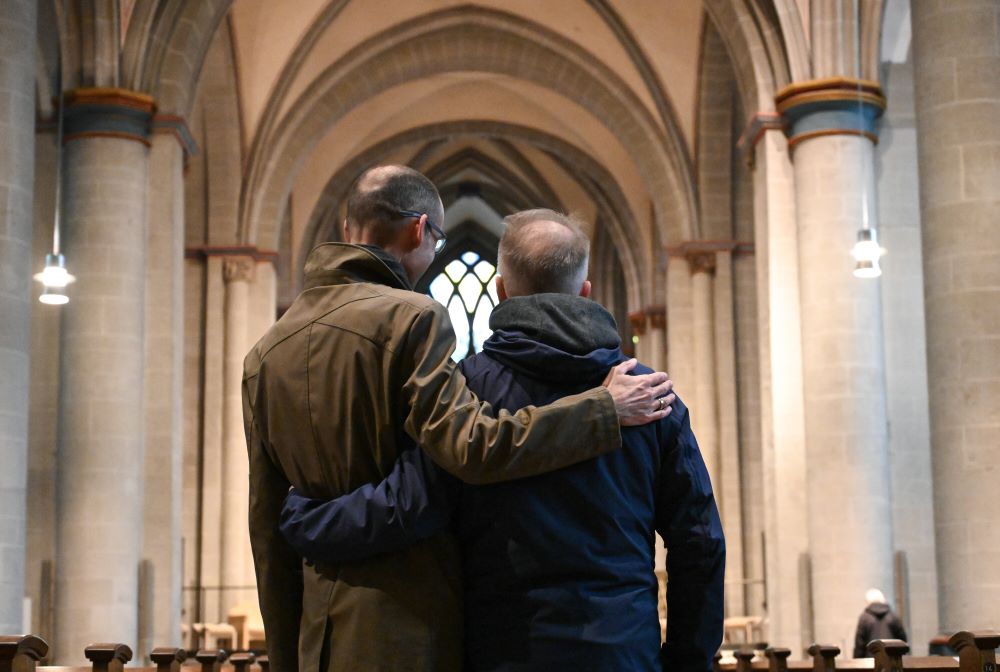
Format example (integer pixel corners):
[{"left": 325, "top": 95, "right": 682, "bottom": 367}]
[
  {"left": 854, "top": 0, "right": 871, "bottom": 232},
  {"left": 52, "top": 45, "right": 64, "bottom": 256}
]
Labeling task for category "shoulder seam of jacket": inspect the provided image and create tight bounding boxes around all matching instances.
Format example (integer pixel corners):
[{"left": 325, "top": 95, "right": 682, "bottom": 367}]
[
  {"left": 253, "top": 292, "right": 390, "bottom": 364},
  {"left": 305, "top": 322, "right": 336, "bottom": 486},
  {"left": 311, "top": 321, "right": 398, "bottom": 354}
]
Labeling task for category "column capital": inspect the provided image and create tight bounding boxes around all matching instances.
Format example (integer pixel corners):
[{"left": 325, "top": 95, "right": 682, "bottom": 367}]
[
  {"left": 628, "top": 310, "right": 647, "bottom": 336},
  {"left": 736, "top": 111, "right": 785, "bottom": 166},
  {"left": 687, "top": 252, "right": 717, "bottom": 276},
  {"left": 774, "top": 77, "right": 886, "bottom": 151},
  {"left": 628, "top": 306, "right": 666, "bottom": 335},
  {"left": 665, "top": 239, "right": 754, "bottom": 259},
  {"left": 646, "top": 305, "right": 666, "bottom": 330},
  {"left": 151, "top": 114, "right": 199, "bottom": 157},
  {"left": 186, "top": 245, "right": 279, "bottom": 264},
  {"left": 223, "top": 256, "right": 256, "bottom": 284},
  {"left": 62, "top": 87, "right": 156, "bottom": 146}
]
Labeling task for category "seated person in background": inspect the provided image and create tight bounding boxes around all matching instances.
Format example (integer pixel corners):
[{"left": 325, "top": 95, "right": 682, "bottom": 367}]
[
  {"left": 853, "top": 588, "right": 908, "bottom": 658},
  {"left": 281, "top": 209, "right": 726, "bottom": 671}
]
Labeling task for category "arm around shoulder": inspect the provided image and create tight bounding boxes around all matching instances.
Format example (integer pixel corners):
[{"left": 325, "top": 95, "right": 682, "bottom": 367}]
[{"left": 400, "top": 302, "right": 622, "bottom": 485}]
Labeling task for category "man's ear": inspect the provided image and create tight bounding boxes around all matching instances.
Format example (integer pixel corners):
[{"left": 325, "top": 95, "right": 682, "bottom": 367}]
[
  {"left": 579, "top": 280, "right": 592, "bottom": 298},
  {"left": 342, "top": 218, "right": 350, "bottom": 242},
  {"left": 496, "top": 276, "right": 508, "bottom": 302},
  {"left": 404, "top": 214, "right": 427, "bottom": 252}
]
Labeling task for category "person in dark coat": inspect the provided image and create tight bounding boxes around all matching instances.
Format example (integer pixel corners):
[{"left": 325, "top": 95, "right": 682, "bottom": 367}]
[
  {"left": 279, "top": 209, "right": 726, "bottom": 671},
  {"left": 853, "top": 589, "right": 908, "bottom": 657}
]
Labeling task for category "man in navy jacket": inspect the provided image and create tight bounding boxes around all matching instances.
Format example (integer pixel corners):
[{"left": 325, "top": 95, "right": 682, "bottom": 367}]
[{"left": 280, "top": 209, "right": 725, "bottom": 671}]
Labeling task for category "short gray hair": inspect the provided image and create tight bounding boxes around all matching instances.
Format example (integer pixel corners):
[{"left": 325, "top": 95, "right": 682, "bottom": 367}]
[
  {"left": 344, "top": 165, "right": 442, "bottom": 246},
  {"left": 497, "top": 209, "right": 590, "bottom": 296}
]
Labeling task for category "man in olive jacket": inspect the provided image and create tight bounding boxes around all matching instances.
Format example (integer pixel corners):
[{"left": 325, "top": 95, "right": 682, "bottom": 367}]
[{"left": 242, "top": 166, "right": 674, "bottom": 672}]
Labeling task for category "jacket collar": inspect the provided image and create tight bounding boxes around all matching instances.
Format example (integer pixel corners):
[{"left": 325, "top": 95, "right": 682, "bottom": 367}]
[
  {"left": 483, "top": 295, "right": 625, "bottom": 384},
  {"left": 303, "top": 243, "right": 413, "bottom": 291}
]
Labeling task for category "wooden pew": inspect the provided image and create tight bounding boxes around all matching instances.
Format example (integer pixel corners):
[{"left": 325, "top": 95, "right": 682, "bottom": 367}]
[
  {"left": 0, "top": 635, "right": 48, "bottom": 672},
  {"left": 149, "top": 648, "right": 185, "bottom": 672},
  {"left": 193, "top": 650, "right": 227, "bottom": 672},
  {"left": 83, "top": 644, "right": 131, "bottom": 672},
  {"left": 227, "top": 653, "right": 254, "bottom": 672},
  {"left": 950, "top": 631, "right": 1000, "bottom": 672},
  {"left": 715, "top": 639, "right": 973, "bottom": 671}
]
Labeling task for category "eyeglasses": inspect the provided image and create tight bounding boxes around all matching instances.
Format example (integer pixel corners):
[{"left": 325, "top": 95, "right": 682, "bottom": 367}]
[{"left": 398, "top": 209, "right": 446, "bottom": 254}]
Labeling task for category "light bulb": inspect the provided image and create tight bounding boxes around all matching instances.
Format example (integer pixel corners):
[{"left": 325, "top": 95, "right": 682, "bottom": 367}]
[
  {"left": 33, "top": 253, "right": 76, "bottom": 288},
  {"left": 39, "top": 285, "right": 69, "bottom": 305},
  {"left": 851, "top": 229, "right": 885, "bottom": 278},
  {"left": 853, "top": 259, "right": 882, "bottom": 279},
  {"left": 34, "top": 253, "right": 75, "bottom": 304},
  {"left": 850, "top": 229, "right": 885, "bottom": 263}
]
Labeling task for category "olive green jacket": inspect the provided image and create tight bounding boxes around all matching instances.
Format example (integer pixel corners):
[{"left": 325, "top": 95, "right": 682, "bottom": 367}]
[{"left": 243, "top": 243, "right": 621, "bottom": 672}]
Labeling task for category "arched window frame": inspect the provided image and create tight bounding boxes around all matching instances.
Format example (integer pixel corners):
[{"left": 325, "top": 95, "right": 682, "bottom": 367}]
[{"left": 416, "top": 221, "right": 501, "bottom": 361}]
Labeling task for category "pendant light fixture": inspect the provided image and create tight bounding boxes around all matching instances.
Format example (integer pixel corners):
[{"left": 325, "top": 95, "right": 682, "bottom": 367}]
[
  {"left": 849, "top": 0, "right": 885, "bottom": 278},
  {"left": 34, "top": 63, "right": 74, "bottom": 304}
]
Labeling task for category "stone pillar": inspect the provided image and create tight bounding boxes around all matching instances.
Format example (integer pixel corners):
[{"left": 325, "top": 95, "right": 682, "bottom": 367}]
[
  {"left": 689, "top": 252, "right": 720, "bottom": 484},
  {"left": 248, "top": 259, "right": 277, "bottom": 345},
  {"left": 221, "top": 255, "right": 255, "bottom": 614},
  {"left": 749, "top": 125, "right": 809, "bottom": 651},
  {"left": 666, "top": 257, "right": 694, "bottom": 391},
  {"left": 911, "top": 0, "right": 1000, "bottom": 632},
  {"left": 776, "top": 78, "right": 894, "bottom": 649},
  {"left": 876, "top": 49, "right": 938, "bottom": 652},
  {"left": 0, "top": 0, "right": 37, "bottom": 635},
  {"left": 644, "top": 307, "right": 666, "bottom": 372},
  {"left": 714, "top": 250, "right": 745, "bottom": 617},
  {"left": 26, "top": 133, "right": 60, "bottom": 641},
  {"left": 627, "top": 311, "right": 648, "bottom": 363},
  {"left": 142, "top": 133, "right": 186, "bottom": 651},
  {"left": 198, "top": 254, "right": 226, "bottom": 625},
  {"left": 55, "top": 88, "right": 153, "bottom": 662}
]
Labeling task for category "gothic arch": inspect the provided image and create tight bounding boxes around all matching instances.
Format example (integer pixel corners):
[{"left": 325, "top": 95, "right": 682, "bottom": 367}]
[
  {"left": 294, "top": 120, "right": 644, "bottom": 310},
  {"left": 423, "top": 147, "right": 564, "bottom": 213},
  {"left": 239, "top": 6, "right": 696, "bottom": 262}
]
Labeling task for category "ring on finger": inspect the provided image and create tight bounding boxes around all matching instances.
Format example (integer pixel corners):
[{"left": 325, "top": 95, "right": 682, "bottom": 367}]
[{"left": 657, "top": 397, "right": 666, "bottom": 411}]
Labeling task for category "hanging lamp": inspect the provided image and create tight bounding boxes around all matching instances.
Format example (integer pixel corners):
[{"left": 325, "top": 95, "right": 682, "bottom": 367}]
[
  {"left": 848, "top": 0, "right": 885, "bottom": 278},
  {"left": 34, "top": 62, "right": 74, "bottom": 304}
]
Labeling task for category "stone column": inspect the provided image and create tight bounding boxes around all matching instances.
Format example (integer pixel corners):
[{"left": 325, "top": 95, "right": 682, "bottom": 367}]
[
  {"left": 689, "top": 252, "right": 720, "bottom": 484},
  {"left": 142, "top": 132, "right": 187, "bottom": 651},
  {"left": 55, "top": 88, "right": 153, "bottom": 662},
  {"left": 0, "top": 0, "right": 37, "bottom": 635},
  {"left": 714, "top": 250, "right": 746, "bottom": 617},
  {"left": 748, "top": 124, "right": 809, "bottom": 651},
  {"left": 198, "top": 254, "right": 226, "bottom": 625},
  {"left": 221, "top": 255, "right": 255, "bottom": 615},
  {"left": 248, "top": 259, "right": 277, "bottom": 345},
  {"left": 643, "top": 308, "right": 666, "bottom": 372},
  {"left": 776, "top": 78, "right": 894, "bottom": 649},
  {"left": 666, "top": 257, "right": 694, "bottom": 391},
  {"left": 911, "top": 0, "right": 1000, "bottom": 632},
  {"left": 628, "top": 311, "right": 648, "bottom": 363}
]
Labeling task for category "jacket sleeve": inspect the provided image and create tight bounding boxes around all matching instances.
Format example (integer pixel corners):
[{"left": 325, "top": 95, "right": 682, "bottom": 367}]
[
  {"left": 278, "top": 446, "right": 460, "bottom": 564},
  {"left": 655, "top": 405, "right": 726, "bottom": 672},
  {"left": 245, "top": 374, "right": 303, "bottom": 672},
  {"left": 853, "top": 615, "right": 871, "bottom": 657},
  {"left": 400, "top": 302, "right": 622, "bottom": 484}
]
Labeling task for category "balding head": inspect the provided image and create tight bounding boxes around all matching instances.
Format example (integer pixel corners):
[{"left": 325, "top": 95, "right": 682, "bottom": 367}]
[
  {"left": 497, "top": 209, "right": 590, "bottom": 297},
  {"left": 344, "top": 165, "right": 443, "bottom": 247}
]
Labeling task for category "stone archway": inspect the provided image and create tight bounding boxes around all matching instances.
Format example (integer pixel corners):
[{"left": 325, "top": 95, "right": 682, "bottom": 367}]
[
  {"left": 294, "top": 120, "right": 645, "bottom": 311},
  {"left": 239, "top": 6, "right": 696, "bottom": 266}
]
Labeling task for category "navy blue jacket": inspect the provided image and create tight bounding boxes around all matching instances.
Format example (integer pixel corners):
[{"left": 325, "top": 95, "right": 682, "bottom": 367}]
[{"left": 281, "top": 294, "right": 725, "bottom": 671}]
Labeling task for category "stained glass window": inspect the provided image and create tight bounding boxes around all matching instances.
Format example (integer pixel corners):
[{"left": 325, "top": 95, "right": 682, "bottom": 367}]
[{"left": 427, "top": 251, "right": 499, "bottom": 361}]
